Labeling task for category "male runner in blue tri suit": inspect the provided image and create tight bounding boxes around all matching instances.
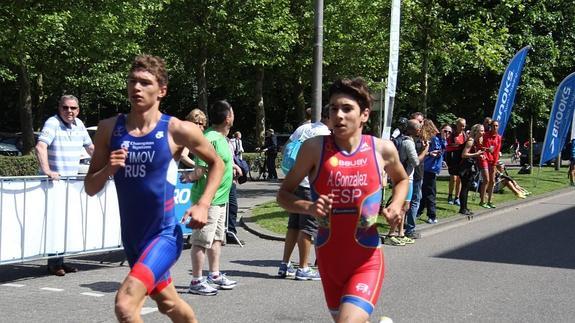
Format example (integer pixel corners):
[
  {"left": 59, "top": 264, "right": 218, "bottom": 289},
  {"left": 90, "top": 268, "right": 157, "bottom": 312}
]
[{"left": 85, "top": 55, "right": 224, "bottom": 323}]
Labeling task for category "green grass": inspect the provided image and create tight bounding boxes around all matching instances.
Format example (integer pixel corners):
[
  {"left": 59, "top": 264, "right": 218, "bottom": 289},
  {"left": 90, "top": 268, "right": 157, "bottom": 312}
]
[{"left": 250, "top": 166, "right": 572, "bottom": 235}]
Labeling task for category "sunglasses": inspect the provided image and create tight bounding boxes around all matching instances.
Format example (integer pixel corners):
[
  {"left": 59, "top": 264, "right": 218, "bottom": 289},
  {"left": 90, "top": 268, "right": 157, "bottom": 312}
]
[
  {"left": 61, "top": 105, "right": 79, "bottom": 111},
  {"left": 443, "top": 130, "right": 452, "bottom": 133}
]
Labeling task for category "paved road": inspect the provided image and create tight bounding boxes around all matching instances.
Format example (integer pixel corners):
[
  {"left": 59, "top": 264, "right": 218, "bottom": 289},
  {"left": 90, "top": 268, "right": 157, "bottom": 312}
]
[{"left": 1, "top": 182, "right": 574, "bottom": 322}]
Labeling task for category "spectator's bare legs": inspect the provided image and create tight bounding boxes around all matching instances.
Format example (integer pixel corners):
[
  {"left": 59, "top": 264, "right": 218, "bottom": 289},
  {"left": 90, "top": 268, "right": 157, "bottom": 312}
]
[
  {"left": 502, "top": 179, "right": 520, "bottom": 195},
  {"left": 449, "top": 175, "right": 462, "bottom": 201},
  {"left": 281, "top": 228, "right": 298, "bottom": 263},
  {"left": 479, "top": 168, "right": 489, "bottom": 204},
  {"left": 191, "top": 246, "right": 206, "bottom": 278},
  {"left": 388, "top": 202, "right": 408, "bottom": 237},
  {"left": 455, "top": 176, "right": 461, "bottom": 199},
  {"left": 207, "top": 241, "right": 222, "bottom": 273},
  {"left": 486, "top": 165, "right": 496, "bottom": 203},
  {"left": 150, "top": 284, "right": 198, "bottom": 323},
  {"left": 297, "top": 232, "right": 313, "bottom": 269},
  {"left": 448, "top": 175, "right": 455, "bottom": 198}
]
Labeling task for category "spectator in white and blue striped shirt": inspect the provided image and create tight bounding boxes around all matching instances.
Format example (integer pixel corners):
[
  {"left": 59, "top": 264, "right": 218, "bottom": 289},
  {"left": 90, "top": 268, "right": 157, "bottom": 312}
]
[{"left": 35, "top": 94, "right": 94, "bottom": 276}]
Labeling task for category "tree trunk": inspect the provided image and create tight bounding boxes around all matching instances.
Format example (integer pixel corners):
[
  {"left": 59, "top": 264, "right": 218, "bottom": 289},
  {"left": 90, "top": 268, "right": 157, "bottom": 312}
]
[
  {"left": 196, "top": 45, "right": 208, "bottom": 111},
  {"left": 529, "top": 115, "right": 533, "bottom": 168},
  {"left": 255, "top": 66, "right": 266, "bottom": 147},
  {"left": 295, "top": 76, "right": 306, "bottom": 124},
  {"left": 18, "top": 63, "right": 35, "bottom": 155},
  {"left": 420, "top": 0, "right": 432, "bottom": 115},
  {"left": 33, "top": 73, "right": 45, "bottom": 130}
]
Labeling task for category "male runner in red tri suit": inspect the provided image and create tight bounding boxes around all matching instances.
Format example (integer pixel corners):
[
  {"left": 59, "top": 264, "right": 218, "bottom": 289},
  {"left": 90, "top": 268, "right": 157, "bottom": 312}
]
[{"left": 277, "top": 78, "right": 408, "bottom": 322}]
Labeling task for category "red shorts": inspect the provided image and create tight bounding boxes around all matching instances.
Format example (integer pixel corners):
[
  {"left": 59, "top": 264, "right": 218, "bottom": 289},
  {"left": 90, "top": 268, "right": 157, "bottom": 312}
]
[
  {"left": 316, "top": 227, "right": 384, "bottom": 315},
  {"left": 478, "top": 158, "right": 489, "bottom": 170}
]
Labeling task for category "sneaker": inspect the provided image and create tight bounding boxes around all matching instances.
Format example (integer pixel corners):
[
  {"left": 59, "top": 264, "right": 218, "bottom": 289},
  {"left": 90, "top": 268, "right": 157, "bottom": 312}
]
[
  {"left": 459, "top": 209, "right": 473, "bottom": 216},
  {"left": 278, "top": 262, "right": 296, "bottom": 278},
  {"left": 447, "top": 198, "right": 454, "bottom": 205},
  {"left": 479, "top": 202, "right": 491, "bottom": 209},
  {"left": 207, "top": 273, "right": 237, "bottom": 290},
  {"left": 189, "top": 278, "right": 218, "bottom": 296},
  {"left": 454, "top": 198, "right": 461, "bottom": 206},
  {"left": 383, "top": 236, "right": 405, "bottom": 246},
  {"left": 426, "top": 218, "right": 438, "bottom": 224},
  {"left": 487, "top": 202, "right": 496, "bottom": 208},
  {"left": 398, "top": 236, "right": 415, "bottom": 244},
  {"left": 405, "top": 231, "right": 421, "bottom": 239},
  {"left": 295, "top": 267, "right": 321, "bottom": 281}
]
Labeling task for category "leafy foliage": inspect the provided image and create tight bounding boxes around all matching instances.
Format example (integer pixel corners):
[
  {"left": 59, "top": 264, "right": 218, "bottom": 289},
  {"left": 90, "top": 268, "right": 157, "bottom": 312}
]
[{"left": 0, "top": 0, "right": 573, "bottom": 151}]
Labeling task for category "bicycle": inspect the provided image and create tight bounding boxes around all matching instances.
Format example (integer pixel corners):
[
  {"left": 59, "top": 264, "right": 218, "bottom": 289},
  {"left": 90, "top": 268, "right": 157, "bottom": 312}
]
[{"left": 249, "top": 150, "right": 268, "bottom": 181}]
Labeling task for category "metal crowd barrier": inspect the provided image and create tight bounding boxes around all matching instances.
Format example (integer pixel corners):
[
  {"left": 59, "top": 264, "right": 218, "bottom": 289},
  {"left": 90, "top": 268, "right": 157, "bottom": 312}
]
[{"left": 0, "top": 172, "right": 194, "bottom": 265}]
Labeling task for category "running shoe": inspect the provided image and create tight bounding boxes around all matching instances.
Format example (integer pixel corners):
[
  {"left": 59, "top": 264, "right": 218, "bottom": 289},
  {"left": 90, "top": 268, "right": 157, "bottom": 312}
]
[
  {"left": 189, "top": 278, "right": 218, "bottom": 296},
  {"left": 426, "top": 218, "right": 438, "bottom": 224},
  {"left": 447, "top": 197, "right": 454, "bottom": 205},
  {"left": 479, "top": 202, "right": 491, "bottom": 209},
  {"left": 383, "top": 236, "right": 405, "bottom": 246},
  {"left": 208, "top": 273, "right": 237, "bottom": 290},
  {"left": 398, "top": 236, "right": 415, "bottom": 244},
  {"left": 487, "top": 202, "right": 496, "bottom": 208},
  {"left": 454, "top": 198, "right": 461, "bottom": 206},
  {"left": 277, "top": 262, "right": 296, "bottom": 278},
  {"left": 405, "top": 231, "right": 421, "bottom": 239},
  {"left": 295, "top": 267, "right": 321, "bottom": 281}
]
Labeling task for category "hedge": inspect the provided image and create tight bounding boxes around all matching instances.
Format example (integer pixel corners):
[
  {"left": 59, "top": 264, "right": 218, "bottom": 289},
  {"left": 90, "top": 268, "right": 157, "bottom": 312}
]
[{"left": 0, "top": 154, "right": 39, "bottom": 176}]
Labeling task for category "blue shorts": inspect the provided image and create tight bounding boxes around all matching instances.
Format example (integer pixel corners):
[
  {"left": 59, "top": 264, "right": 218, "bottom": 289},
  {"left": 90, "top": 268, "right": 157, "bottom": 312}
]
[
  {"left": 125, "top": 225, "right": 183, "bottom": 295},
  {"left": 405, "top": 179, "right": 414, "bottom": 201}
]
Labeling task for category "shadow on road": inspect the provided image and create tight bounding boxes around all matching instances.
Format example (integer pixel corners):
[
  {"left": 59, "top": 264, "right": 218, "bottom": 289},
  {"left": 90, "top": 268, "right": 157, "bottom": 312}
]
[
  {"left": 0, "top": 251, "right": 127, "bottom": 283},
  {"left": 79, "top": 281, "right": 121, "bottom": 293},
  {"left": 437, "top": 206, "right": 575, "bottom": 269}
]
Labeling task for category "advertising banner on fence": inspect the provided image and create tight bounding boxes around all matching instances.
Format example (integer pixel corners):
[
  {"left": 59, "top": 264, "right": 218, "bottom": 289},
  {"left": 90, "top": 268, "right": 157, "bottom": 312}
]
[
  {"left": 491, "top": 45, "right": 531, "bottom": 136},
  {"left": 0, "top": 179, "right": 122, "bottom": 264},
  {"left": 174, "top": 174, "right": 194, "bottom": 236},
  {"left": 539, "top": 72, "right": 575, "bottom": 166}
]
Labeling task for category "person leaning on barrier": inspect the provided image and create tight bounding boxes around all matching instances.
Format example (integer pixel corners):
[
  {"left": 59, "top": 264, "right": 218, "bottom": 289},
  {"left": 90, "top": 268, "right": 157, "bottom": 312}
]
[
  {"left": 35, "top": 94, "right": 94, "bottom": 277},
  {"left": 84, "top": 55, "right": 224, "bottom": 323}
]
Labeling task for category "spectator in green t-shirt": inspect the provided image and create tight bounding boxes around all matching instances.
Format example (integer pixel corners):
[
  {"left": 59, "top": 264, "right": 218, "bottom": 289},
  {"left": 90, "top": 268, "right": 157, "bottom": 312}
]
[{"left": 188, "top": 100, "right": 238, "bottom": 296}]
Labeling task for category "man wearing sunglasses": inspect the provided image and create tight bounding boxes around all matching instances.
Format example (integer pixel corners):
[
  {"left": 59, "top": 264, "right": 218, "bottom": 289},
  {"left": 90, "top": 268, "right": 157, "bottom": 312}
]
[{"left": 35, "top": 94, "right": 94, "bottom": 276}]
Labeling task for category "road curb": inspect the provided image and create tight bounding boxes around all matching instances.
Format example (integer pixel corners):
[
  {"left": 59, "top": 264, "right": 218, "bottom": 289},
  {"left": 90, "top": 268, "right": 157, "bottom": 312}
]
[
  {"left": 240, "top": 209, "right": 285, "bottom": 241},
  {"left": 241, "top": 186, "right": 575, "bottom": 241},
  {"left": 417, "top": 186, "right": 575, "bottom": 237}
]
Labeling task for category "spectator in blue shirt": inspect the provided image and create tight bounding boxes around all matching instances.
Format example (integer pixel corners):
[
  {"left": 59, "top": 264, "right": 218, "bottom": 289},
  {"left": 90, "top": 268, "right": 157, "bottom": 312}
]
[
  {"left": 418, "top": 121, "right": 449, "bottom": 224},
  {"left": 35, "top": 94, "right": 94, "bottom": 276}
]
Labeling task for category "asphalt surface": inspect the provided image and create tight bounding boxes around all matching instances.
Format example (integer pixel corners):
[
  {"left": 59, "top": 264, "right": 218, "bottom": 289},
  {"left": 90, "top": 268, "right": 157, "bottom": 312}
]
[{"left": 1, "top": 175, "right": 574, "bottom": 322}]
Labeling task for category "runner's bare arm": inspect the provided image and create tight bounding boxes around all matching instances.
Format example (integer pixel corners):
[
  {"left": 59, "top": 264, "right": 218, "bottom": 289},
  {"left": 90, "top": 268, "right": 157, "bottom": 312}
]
[
  {"left": 277, "top": 137, "right": 332, "bottom": 217},
  {"left": 170, "top": 118, "right": 224, "bottom": 228},
  {"left": 85, "top": 117, "right": 127, "bottom": 196},
  {"left": 376, "top": 138, "right": 409, "bottom": 226}
]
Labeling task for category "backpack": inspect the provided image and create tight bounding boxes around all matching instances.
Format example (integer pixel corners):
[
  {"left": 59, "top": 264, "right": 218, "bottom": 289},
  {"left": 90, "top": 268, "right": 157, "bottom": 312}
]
[
  {"left": 281, "top": 139, "right": 302, "bottom": 175},
  {"left": 234, "top": 155, "right": 250, "bottom": 184},
  {"left": 391, "top": 134, "right": 410, "bottom": 170}
]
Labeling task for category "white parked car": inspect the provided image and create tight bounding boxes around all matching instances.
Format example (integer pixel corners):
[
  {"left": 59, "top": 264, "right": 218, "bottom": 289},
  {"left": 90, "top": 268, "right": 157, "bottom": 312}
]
[{"left": 78, "top": 126, "right": 97, "bottom": 174}]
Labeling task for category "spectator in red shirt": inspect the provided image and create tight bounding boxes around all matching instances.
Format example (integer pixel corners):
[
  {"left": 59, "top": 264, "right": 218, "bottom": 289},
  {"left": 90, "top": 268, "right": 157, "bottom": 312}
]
[
  {"left": 445, "top": 118, "right": 467, "bottom": 205},
  {"left": 480, "top": 119, "right": 502, "bottom": 208}
]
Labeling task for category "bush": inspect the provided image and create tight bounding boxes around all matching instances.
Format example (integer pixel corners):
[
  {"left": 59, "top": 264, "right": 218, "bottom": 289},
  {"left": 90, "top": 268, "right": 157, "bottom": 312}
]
[{"left": 0, "top": 154, "right": 38, "bottom": 176}]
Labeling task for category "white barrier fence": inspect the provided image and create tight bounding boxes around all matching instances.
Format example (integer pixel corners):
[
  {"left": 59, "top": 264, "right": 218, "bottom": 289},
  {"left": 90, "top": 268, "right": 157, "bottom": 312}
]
[{"left": 0, "top": 176, "right": 123, "bottom": 265}]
